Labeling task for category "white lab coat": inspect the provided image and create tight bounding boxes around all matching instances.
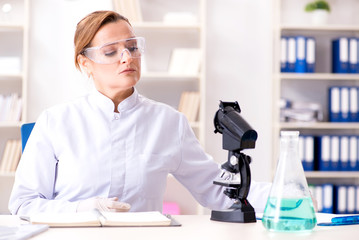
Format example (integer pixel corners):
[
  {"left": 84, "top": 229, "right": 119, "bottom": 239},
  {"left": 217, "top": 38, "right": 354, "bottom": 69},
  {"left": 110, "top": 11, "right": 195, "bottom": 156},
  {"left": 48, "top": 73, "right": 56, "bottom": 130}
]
[{"left": 9, "top": 89, "right": 271, "bottom": 215}]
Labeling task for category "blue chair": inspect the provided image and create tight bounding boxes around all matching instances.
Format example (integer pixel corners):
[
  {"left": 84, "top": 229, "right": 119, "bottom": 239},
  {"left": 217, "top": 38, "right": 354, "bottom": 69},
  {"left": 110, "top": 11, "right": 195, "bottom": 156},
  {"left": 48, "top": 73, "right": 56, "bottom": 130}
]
[{"left": 20, "top": 122, "right": 35, "bottom": 152}]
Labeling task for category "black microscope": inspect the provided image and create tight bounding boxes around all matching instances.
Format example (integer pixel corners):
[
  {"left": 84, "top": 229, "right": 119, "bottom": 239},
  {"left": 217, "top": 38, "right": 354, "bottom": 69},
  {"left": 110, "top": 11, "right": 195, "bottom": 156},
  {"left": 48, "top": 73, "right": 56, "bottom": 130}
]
[{"left": 210, "top": 101, "right": 258, "bottom": 223}]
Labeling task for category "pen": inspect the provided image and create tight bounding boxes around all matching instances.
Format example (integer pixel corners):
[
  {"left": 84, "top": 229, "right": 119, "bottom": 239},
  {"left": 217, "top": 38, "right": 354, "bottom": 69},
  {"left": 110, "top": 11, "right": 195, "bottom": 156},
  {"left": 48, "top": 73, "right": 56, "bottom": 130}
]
[{"left": 331, "top": 215, "right": 359, "bottom": 224}]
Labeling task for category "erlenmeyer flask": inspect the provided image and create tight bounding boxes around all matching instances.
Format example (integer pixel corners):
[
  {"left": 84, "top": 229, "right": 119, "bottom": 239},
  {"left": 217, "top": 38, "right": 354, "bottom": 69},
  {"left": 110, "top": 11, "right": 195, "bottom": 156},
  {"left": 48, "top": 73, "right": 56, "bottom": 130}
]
[{"left": 262, "top": 131, "right": 317, "bottom": 232}]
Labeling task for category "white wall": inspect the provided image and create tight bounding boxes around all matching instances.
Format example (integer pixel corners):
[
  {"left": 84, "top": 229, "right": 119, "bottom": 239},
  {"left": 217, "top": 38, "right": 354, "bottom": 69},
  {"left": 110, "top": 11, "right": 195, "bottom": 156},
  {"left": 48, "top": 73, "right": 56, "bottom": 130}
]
[
  {"left": 27, "top": 0, "right": 273, "bottom": 182},
  {"left": 205, "top": 0, "right": 273, "bottom": 181}
]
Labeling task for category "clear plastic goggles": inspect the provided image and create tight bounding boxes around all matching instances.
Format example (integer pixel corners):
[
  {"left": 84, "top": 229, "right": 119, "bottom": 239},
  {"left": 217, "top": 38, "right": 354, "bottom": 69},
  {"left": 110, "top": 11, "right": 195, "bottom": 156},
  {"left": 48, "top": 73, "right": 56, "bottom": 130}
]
[{"left": 82, "top": 37, "right": 145, "bottom": 64}]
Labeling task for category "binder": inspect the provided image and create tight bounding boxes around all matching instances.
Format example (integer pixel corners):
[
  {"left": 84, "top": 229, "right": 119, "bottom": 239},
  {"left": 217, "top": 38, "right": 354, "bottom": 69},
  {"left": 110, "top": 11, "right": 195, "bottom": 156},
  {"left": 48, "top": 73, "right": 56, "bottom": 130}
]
[
  {"left": 304, "top": 136, "right": 314, "bottom": 171},
  {"left": 306, "top": 37, "right": 316, "bottom": 73},
  {"left": 328, "top": 87, "right": 341, "bottom": 122},
  {"left": 322, "top": 184, "right": 334, "bottom": 213},
  {"left": 295, "top": 36, "right": 306, "bottom": 73},
  {"left": 349, "top": 87, "right": 359, "bottom": 122},
  {"left": 330, "top": 136, "right": 340, "bottom": 171},
  {"left": 314, "top": 185, "right": 323, "bottom": 212},
  {"left": 332, "top": 37, "right": 349, "bottom": 73},
  {"left": 349, "top": 38, "right": 359, "bottom": 73},
  {"left": 287, "top": 37, "right": 296, "bottom": 72},
  {"left": 335, "top": 185, "right": 347, "bottom": 214},
  {"left": 340, "top": 136, "right": 350, "bottom": 171},
  {"left": 340, "top": 87, "right": 349, "bottom": 122},
  {"left": 347, "top": 185, "right": 356, "bottom": 214},
  {"left": 349, "top": 136, "right": 358, "bottom": 171},
  {"left": 280, "top": 36, "right": 288, "bottom": 72},
  {"left": 318, "top": 135, "right": 331, "bottom": 171}
]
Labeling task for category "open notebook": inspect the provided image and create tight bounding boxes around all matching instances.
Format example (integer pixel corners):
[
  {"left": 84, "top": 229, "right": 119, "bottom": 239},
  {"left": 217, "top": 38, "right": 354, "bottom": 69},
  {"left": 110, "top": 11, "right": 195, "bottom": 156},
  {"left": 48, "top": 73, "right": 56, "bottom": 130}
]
[{"left": 27, "top": 210, "right": 174, "bottom": 227}]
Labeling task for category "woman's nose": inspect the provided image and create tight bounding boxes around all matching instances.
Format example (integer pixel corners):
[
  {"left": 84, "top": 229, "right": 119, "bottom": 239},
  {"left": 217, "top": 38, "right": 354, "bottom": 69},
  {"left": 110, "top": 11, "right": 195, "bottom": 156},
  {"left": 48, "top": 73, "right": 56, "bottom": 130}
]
[{"left": 120, "top": 49, "right": 132, "bottom": 63}]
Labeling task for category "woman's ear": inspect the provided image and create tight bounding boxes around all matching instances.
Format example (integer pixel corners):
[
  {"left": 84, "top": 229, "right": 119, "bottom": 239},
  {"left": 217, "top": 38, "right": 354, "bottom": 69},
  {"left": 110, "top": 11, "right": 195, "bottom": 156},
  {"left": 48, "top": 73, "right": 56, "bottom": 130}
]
[{"left": 77, "top": 55, "right": 92, "bottom": 77}]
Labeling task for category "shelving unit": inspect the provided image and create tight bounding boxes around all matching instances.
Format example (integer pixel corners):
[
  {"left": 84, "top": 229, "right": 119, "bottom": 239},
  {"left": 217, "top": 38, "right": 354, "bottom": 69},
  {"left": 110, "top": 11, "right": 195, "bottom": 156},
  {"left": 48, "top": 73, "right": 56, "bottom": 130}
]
[
  {"left": 114, "top": 0, "right": 206, "bottom": 215},
  {"left": 0, "top": 0, "right": 29, "bottom": 214},
  {"left": 126, "top": 0, "right": 206, "bottom": 146},
  {"left": 273, "top": 0, "right": 359, "bottom": 187}
]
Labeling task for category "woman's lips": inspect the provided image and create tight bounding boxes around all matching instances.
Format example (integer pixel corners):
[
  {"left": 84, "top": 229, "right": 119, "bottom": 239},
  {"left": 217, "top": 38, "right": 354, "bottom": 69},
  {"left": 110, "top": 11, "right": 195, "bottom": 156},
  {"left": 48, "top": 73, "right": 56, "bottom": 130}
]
[{"left": 119, "top": 68, "right": 135, "bottom": 74}]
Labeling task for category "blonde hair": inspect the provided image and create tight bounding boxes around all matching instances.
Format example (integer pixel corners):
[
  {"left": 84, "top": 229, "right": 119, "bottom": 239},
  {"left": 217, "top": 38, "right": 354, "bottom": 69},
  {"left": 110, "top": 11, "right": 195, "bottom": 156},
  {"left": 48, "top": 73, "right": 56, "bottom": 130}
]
[{"left": 74, "top": 10, "right": 131, "bottom": 70}]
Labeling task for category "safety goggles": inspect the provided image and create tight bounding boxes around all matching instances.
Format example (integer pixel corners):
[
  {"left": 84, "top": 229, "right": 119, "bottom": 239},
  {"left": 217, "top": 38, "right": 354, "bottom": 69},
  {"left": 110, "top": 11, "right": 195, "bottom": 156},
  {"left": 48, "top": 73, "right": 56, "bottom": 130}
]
[{"left": 82, "top": 37, "right": 145, "bottom": 64}]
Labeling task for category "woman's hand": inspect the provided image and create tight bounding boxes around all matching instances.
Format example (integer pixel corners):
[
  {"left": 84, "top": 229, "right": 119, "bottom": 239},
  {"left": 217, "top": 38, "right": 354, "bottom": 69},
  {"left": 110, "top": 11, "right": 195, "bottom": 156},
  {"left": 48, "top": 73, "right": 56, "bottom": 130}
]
[{"left": 77, "top": 197, "right": 131, "bottom": 212}]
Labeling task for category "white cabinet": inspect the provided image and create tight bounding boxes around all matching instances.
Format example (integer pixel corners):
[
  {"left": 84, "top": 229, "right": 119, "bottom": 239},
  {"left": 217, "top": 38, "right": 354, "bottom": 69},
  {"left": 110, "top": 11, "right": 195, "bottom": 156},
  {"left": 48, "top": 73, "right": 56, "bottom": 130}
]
[{"left": 0, "top": 0, "right": 29, "bottom": 213}]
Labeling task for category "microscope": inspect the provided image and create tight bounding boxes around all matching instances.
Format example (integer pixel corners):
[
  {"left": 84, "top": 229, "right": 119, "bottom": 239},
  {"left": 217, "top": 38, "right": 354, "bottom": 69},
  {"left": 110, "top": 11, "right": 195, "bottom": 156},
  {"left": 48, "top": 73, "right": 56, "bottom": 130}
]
[{"left": 210, "top": 101, "right": 258, "bottom": 223}]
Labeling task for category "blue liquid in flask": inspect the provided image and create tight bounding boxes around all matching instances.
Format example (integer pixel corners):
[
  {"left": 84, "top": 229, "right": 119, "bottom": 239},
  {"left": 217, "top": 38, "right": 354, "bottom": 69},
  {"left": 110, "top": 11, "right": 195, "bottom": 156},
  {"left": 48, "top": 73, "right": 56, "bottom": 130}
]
[{"left": 262, "top": 197, "right": 317, "bottom": 232}]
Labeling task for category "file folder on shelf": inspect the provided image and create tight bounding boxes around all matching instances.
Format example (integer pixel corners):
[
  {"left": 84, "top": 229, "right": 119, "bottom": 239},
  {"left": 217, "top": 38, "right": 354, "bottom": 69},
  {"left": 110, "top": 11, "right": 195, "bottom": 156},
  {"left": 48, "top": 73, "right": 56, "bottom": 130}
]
[
  {"left": 335, "top": 185, "right": 347, "bottom": 214},
  {"left": 280, "top": 36, "right": 288, "bottom": 72},
  {"left": 349, "top": 38, "right": 359, "bottom": 73},
  {"left": 349, "top": 87, "right": 359, "bottom": 122},
  {"left": 287, "top": 37, "right": 296, "bottom": 72},
  {"left": 328, "top": 87, "right": 341, "bottom": 122},
  {"left": 332, "top": 37, "right": 349, "bottom": 73},
  {"left": 318, "top": 135, "right": 331, "bottom": 171},
  {"left": 306, "top": 37, "right": 316, "bottom": 73},
  {"left": 322, "top": 184, "right": 334, "bottom": 214},
  {"left": 330, "top": 136, "right": 340, "bottom": 171},
  {"left": 340, "top": 136, "right": 350, "bottom": 171},
  {"left": 295, "top": 36, "right": 306, "bottom": 73}
]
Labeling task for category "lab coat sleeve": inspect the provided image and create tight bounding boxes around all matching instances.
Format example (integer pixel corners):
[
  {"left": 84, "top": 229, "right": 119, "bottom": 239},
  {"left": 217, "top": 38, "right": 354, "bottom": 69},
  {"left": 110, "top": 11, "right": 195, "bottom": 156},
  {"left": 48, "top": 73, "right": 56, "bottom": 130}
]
[
  {"left": 8, "top": 111, "right": 79, "bottom": 215},
  {"left": 171, "top": 114, "right": 232, "bottom": 210},
  {"left": 172, "top": 114, "right": 271, "bottom": 212}
]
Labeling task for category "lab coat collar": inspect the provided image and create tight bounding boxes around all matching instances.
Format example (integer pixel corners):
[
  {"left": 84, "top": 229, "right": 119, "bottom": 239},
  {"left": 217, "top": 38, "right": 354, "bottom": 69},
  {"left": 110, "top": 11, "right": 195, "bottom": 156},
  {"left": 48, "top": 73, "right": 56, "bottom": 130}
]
[{"left": 89, "top": 88, "right": 139, "bottom": 119}]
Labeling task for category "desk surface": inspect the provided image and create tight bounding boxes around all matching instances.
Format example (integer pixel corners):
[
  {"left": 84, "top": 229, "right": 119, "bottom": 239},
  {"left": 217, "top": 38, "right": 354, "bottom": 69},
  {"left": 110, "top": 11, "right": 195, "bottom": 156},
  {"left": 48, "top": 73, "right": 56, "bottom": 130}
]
[{"left": 1, "top": 214, "right": 359, "bottom": 240}]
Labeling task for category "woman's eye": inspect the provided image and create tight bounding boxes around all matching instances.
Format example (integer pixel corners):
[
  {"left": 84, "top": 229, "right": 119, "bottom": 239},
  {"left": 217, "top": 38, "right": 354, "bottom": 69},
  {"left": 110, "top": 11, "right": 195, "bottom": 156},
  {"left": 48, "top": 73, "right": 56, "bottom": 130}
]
[
  {"left": 104, "top": 50, "right": 117, "bottom": 57},
  {"left": 128, "top": 47, "right": 138, "bottom": 52}
]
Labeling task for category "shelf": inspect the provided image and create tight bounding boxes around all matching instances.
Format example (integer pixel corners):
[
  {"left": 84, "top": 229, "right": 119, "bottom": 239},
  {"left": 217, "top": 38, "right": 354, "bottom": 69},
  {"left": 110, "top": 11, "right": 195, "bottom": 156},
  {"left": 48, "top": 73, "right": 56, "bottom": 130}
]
[
  {"left": 279, "top": 73, "right": 359, "bottom": 81},
  {"left": 0, "top": 122, "right": 22, "bottom": 128},
  {"left": 279, "top": 122, "right": 359, "bottom": 130},
  {"left": 133, "top": 22, "right": 201, "bottom": 30},
  {"left": 0, "top": 23, "right": 24, "bottom": 31},
  {"left": 306, "top": 171, "right": 359, "bottom": 179},
  {"left": 141, "top": 72, "right": 200, "bottom": 80},
  {"left": 0, "top": 172, "right": 16, "bottom": 177},
  {"left": 280, "top": 24, "right": 359, "bottom": 32}
]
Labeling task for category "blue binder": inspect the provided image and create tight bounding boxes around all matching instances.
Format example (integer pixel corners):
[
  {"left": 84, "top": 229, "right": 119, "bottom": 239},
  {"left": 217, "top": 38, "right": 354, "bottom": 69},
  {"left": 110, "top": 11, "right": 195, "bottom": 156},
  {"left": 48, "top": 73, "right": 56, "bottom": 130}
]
[
  {"left": 287, "top": 37, "right": 296, "bottom": 72},
  {"left": 280, "top": 36, "right": 288, "bottom": 72},
  {"left": 330, "top": 136, "right": 340, "bottom": 171},
  {"left": 295, "top": 36, "right": 306, "bottom": 73},
  {"left": 349, "top": 136, "right": 359, "bottom": 171},
  {"left": 340, "top": 87, "right": 350, "bottom": 122},
  {"left": 322, "top": 184, "right": 334, "bottom": 213},
  {"left": 302, "top": 135, "right": 315, "bottom": 171},
  {"left": 318, "top": 135, "right": 331, "bottom": 171},
  {"left": 334, "top": 185, "right": 347, "bottom": 214},
  {"left": 332, "top": 37, "right": 349, "bottom": 73},
  {"left": 349, "top": 87, "right": 359, "bottom": 122},
  {"left": 349, "top": 37, "right": 359, "bottom": 73},
  {"left": 328, "top": 87, "right": 341, "bottom": 122},
  {"left": 339, "top": 136, "right": 350, "bottom": 171},
  {"left": 306, "top": 37, "right": 316, "bottom": 73},
  {"left": 347, "top": 185, "right": 356, "bottom": 214}
]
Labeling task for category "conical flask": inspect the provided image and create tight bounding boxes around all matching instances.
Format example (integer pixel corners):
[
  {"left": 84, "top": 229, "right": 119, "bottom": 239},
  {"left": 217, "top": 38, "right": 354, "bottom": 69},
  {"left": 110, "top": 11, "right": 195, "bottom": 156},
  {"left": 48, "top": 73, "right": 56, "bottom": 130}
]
[{"left": 262, "top": 131, "right": 317, "bottom": 232}]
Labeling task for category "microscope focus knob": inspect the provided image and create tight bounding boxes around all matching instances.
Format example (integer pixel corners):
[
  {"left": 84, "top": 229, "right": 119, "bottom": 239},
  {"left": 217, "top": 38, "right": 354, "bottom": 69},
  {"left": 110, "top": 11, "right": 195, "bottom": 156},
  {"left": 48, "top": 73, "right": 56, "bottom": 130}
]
[{"left": 230, "top": 155, "right": 238, "bottom": 166}]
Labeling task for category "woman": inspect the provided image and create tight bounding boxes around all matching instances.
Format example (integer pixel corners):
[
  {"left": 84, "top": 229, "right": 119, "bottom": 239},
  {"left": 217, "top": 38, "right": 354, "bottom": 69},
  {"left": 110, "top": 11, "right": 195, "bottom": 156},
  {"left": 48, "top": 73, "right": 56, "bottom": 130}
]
[{"left": 9, "top": 10, "right": 270, "bottom": 215}]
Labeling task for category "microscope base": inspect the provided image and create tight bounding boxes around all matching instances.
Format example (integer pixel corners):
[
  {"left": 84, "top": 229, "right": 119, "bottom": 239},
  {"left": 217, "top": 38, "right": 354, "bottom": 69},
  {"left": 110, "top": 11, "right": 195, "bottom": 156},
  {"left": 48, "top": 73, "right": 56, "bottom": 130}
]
[{"left": 210, "top": 208, "right": 256, "bottom": 223}]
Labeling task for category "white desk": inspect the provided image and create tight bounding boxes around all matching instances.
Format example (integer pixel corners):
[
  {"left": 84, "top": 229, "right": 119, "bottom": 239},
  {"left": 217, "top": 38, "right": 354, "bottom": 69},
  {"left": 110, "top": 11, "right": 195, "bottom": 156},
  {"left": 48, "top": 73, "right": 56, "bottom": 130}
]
[{"left": 1, "top": 214, "right": 359, "bottom": 240}]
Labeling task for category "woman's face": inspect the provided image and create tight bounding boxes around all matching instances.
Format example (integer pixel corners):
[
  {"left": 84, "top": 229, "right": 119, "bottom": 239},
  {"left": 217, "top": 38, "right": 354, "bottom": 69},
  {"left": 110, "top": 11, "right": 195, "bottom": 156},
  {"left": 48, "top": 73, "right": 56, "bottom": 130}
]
[{"left": 83, "top": 20, "right": 141, "bottom": 96}]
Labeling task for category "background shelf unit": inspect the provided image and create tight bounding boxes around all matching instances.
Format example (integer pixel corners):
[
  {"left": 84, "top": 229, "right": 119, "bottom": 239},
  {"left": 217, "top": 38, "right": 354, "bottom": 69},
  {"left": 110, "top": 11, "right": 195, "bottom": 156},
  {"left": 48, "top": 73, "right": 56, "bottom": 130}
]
[
  {"left": 114, "top": 0, "right": 206, "bottom": 215},
  {"left": 0, "top": 0, "right": 29, "bottom": 214},
  {"left": 273, "top": 0, "right": 359, "bottom": 183}
]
